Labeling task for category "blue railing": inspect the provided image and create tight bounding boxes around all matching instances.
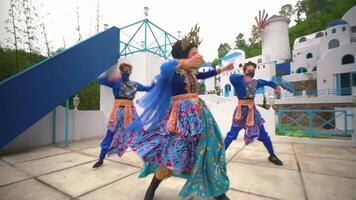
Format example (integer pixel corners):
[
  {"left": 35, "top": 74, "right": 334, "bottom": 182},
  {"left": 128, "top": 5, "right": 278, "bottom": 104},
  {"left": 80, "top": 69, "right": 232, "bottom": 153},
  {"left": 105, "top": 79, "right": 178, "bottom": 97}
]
[
  {"left": 272, "top": 76, "right": 295, "bottom": 93},
  {"left": 279, "top": 87, "right": 354, "bottom": 98},
  {"left": 277, "top": 109, "right": 353, "bottom": 137}
]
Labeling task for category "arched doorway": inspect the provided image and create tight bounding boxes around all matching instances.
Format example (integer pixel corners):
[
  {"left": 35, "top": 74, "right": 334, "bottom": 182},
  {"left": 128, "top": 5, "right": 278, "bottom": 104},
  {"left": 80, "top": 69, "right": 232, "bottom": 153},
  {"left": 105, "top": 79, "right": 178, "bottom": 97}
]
[{"left": 224, "top": 84, "right": 231, "bottom": 97}]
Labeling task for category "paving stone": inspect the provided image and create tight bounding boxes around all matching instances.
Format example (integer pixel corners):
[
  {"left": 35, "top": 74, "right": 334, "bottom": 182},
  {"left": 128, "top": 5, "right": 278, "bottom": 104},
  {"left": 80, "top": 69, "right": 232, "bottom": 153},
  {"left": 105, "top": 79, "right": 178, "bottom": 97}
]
[
  {"left": 79, "top": 172, "right": 187, "bottom": 200},
  {"left": 107, "top": 150, "right": 143, "bottom": 168},
  {"left": 2, "top": 147, "right": 70, "bottom": 163},
  {"left": 0, "top": 165, "right": 29, "bottom": 187},
  {"left": 0, "top": 179, "right": 70, "bottom": 200},
  {"left": 294, "top": 144, "right": 356, "bottom": 160},
  {"left": 232, "top": 149, "right": 298, "bottom": 171},
  {"left": 244, "top": 141, "right": 294, "bottom": 154},
  {"left": 303, "top": 172, "right": 356, "bottom": 200},
  {"left": 227, "top": 190, "right": 273, "bottom": 200},
  {"left": 39, "top": 160, "right": 139, "bottom": 198},
  {"left": 227, "top": 162, "right": 305, "bottom": 200},
  {"left": 15, "top": 152, "right": 95, "bottom": 176},
  {"left": 299, "top": 156, "right": 356, "bottom": 178},
  {"left": 57, "top": 138, "right": 102, "bottom": 151},
  {"left": 0, "top": 159, "right": 7, "bottom": 166}
]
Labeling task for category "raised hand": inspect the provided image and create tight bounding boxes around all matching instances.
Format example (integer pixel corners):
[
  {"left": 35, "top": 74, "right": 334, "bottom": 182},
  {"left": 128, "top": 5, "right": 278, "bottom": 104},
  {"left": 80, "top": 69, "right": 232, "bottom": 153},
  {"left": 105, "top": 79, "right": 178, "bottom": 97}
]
[
  {"left": 222, "top": 62, "right": 234, "bottom": 72},
  {"left": 186, "top": 54, "right": 204, "bottom": 68}
]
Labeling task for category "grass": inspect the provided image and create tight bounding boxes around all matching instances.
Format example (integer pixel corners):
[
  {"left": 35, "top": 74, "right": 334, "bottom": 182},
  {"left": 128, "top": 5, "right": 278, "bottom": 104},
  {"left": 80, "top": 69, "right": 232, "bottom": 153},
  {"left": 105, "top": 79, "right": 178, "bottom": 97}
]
[{"left": 276, "top": 125, "right": 331, "bottom": 139}]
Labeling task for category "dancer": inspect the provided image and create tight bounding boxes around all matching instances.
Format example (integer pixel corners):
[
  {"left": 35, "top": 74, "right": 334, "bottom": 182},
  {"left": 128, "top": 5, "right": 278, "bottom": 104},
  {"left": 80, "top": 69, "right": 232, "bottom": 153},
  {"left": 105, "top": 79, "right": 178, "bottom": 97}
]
[
  {"left": 125, "top": 25, "right": 233, "bottom": 200},
  {"left": 92, "top": 63, "right": 153, "bottom": 168},
  {"left": 224, "top": 61, "right": 283, "bottom": 166}
]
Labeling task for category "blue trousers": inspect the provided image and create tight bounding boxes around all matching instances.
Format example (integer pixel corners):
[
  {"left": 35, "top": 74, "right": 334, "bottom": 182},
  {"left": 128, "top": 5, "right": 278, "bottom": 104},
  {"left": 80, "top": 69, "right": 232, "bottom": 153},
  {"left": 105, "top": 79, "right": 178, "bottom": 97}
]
[
  {"left": 224, "top": 123, "right": 275, "bottom": 155},
  {"left": 98, "top": 129, "right": 114, "bottom": 161}
]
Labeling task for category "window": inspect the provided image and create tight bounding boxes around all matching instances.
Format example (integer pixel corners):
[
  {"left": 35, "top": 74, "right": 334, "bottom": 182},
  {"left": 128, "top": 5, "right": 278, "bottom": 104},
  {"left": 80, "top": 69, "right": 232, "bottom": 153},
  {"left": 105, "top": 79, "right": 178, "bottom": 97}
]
[
  {"left": 325, "top": 31, "right": 328, "bottom": 36},
  {"left": 257, "top": 58, "right": 262, "bottom": 63},
  {"left": 299, "top": 37, "right": 307, "bottom": 43},
  {"left": 332, "top": 28, "right": 336, "bottom": 33},
  {"left": 328, "top": 39, "right": 340, "bottom": 49},
  {"left": 312, "top": 66, "right": 317, "bottom": 71},
  {"left": 342, "top": 54, "right": 354, "bottom": 65},
  {"left": 342, "top": 26, "right": 346, "bottom": 32},
  {"left": 306, "top": 53, "right": 313, "bottom": 59},
  {"left": 315, "top": 32, "right": 324, "bottom": 38},
  {"left": 351, "top": 26, "right": 356, "bottom": 33},
  {"left": 203, "top": 69, "right": 205, "bottom": 72},
  {"left": 296, "top": 67, "right": 307, "bottom": 73},
  {"left": 263, "top": 65, "right": 265, "bottom": 68}
]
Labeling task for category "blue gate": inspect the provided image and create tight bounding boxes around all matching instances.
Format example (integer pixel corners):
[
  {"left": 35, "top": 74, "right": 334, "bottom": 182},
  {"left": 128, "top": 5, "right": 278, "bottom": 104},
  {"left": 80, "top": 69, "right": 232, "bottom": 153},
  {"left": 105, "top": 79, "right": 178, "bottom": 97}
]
[{"left": 277, "top": 109, "right": 354, "bottom": 138}]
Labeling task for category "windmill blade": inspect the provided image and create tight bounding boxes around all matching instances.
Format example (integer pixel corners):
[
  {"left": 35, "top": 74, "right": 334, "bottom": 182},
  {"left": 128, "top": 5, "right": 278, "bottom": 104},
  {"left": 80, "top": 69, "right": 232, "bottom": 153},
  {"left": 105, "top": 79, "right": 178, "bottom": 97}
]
[{"left": 258, "top": 10, "right": 262, "bottom": 22}]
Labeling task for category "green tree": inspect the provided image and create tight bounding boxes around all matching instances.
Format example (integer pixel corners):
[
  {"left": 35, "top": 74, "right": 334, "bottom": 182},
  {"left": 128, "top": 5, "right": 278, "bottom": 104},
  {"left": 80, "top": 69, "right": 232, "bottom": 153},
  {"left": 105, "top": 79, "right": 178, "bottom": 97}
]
[
  {"left": 217, "top": 43, "right": 231, "bottom": 58},
  {"left": 295, "top": 0, "right": 307, "bottom": 22},
  {"left": 279, "top": 4, "right": 296, "bottom": 19},
  {"left": 235, "top": 33, "right": 247, "bottom": 50}
]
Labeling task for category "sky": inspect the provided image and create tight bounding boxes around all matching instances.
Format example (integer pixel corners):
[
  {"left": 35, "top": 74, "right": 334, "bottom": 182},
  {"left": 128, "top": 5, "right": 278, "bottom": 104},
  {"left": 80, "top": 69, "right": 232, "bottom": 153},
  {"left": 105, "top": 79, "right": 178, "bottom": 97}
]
[{"left": 0, "top": 0, "right": 298, "bottom": 61}]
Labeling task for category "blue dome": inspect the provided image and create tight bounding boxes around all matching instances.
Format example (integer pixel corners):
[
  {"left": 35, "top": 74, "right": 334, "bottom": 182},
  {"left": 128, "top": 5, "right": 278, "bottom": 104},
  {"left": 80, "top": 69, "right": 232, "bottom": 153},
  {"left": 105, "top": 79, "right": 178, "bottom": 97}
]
[{"left": 327, "top": 20, "right": 348, "bottom": 28}]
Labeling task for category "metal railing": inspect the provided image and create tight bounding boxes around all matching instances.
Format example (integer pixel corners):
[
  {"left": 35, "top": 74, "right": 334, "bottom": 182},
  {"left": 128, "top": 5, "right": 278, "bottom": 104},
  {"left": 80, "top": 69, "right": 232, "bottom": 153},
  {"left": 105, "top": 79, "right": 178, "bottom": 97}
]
[
  {"left": 119, "top": 19, "right": 178, "bottom": 59},
  {"left": 279, "top": 87, "right": 353, "bottom": 99},
  {"left": 272, "top": 76, "right": 295, "bottom": 93},
  {"left": 277, "top": 109, "right": 353, "bottom": 137}
]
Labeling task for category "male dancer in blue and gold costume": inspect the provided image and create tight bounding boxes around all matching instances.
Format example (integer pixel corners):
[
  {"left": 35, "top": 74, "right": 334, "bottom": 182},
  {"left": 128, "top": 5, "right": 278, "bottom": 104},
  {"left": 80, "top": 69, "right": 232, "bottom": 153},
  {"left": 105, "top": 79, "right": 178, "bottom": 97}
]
[
  {"left": 224, "top": 61, "right": 283, "bottom": 166},
  {"left": 92, "top": 63, "right": 153, "bottom": 168},
  {"left": 122, "top": 25, "right": 233, "bottom": 200}
]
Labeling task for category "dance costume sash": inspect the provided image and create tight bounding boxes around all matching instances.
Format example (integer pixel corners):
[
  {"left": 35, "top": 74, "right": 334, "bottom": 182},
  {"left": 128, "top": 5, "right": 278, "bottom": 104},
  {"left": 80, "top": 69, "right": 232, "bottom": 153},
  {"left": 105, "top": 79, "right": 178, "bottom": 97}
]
[
  {"left": 109, "top": 99, "right": 133, "bottom": 127},
  {"left": 235, "top": 99, "right": 255, "bottom": 127},
  {"left": 168, "top": 93, "right": 201, "bottom": 133}
]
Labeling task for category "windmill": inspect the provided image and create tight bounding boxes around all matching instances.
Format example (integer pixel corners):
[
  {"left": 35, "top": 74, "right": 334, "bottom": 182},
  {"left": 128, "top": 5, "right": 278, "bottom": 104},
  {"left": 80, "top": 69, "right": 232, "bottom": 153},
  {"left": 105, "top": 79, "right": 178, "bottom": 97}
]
[{"left": 252, "top": 10, "right": 269, "bottom": 39}]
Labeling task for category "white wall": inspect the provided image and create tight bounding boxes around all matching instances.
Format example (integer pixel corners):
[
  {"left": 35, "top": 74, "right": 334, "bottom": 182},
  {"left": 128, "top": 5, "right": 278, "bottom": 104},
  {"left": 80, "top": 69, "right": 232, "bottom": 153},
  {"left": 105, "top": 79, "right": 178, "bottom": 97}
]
[
  {"left": 202, "top": 95, "right": 275, "bottom": 137},
  {"left": 2, "top": 106, "right": 107, "bottom": 152},
  {"left": 317, "top": 43, "right": 356, "bottom": 91},
  {"left": 320, "top": 24, "right": 352, "bottom": 58},
  {"left": 199, "top": 66, "right": 215, "bottom": 92}
]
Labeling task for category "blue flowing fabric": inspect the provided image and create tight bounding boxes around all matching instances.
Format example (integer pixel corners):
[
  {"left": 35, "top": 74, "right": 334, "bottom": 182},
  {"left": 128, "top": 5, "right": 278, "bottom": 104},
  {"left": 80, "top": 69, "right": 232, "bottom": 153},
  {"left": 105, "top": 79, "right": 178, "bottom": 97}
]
[{"left": 127, "top": 60, "right": 177, "bottom": 131}]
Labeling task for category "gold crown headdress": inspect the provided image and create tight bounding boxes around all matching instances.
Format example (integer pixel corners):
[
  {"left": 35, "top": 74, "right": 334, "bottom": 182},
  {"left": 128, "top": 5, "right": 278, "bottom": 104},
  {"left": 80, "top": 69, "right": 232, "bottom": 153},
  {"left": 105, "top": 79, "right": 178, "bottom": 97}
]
[{"left": 181, "top": 24, "right": 202, "bottom": 51}]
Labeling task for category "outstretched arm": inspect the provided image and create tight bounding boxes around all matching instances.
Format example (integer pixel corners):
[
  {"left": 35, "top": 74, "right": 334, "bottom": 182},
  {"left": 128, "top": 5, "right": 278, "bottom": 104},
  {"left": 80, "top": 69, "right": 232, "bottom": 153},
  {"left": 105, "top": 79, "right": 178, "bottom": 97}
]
[
  {"left": 257, "top": 79, "right": 281, "bottom": 94},
  {"left": 196, "top": 70, "right": 217, "bottom": 79},
  {"left": 197, "top": 62, "right": 235, "bottom": 80},
  {"left": 97, "top": 68, "right": 121, "bottom": 88},
  {"left": 136, "top": 82, "right": 154, "bottom": 92},
  {"left": 97, "top": 76, "right": 115, "bottom": 88},
  {"left": 256, "top": 79, "right": 277, "bottom": 89}
]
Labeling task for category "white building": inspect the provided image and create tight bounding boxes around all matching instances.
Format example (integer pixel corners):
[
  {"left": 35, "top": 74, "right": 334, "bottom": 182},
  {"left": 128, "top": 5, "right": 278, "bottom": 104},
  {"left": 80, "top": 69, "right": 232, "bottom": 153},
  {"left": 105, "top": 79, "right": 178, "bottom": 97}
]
[
  {"left": 198, "top": 63, "right": 216, "bottom": 93},
  {"left": 217, "top": 6, "right": 356, "bottom": 105}
]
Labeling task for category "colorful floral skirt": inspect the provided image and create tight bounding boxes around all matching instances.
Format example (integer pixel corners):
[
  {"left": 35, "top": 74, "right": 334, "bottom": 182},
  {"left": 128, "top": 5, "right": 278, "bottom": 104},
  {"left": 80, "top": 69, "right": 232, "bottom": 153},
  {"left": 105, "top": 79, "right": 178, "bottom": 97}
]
[
  {"left": 107, "top": 105, "right": 139, "bottom": 157},
  {"left": 232, "top": 105, "right": 265, "bottom": 144},
  {"left": 130, "top": 96, "right": 229, "bottom": 199}
]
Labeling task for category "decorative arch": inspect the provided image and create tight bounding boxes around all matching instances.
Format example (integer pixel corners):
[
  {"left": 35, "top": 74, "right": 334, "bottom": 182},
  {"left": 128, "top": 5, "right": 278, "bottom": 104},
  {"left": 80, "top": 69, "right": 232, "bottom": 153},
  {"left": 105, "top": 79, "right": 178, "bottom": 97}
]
[
  {"left": 342, "top": 54, "right": 354, "bottom": 65},
  {"left": 296, "top": 67, "right": 307, "bottom": 74},
  {"left": 328, "top": 39, "right": 340, "bottom": 49}
]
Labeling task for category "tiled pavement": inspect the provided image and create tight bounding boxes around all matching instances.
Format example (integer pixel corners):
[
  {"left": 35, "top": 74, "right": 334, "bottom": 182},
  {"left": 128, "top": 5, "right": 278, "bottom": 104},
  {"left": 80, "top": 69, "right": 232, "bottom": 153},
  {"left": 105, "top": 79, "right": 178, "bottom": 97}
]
[{"left": 1, "top": 137, "right": 356, "bottom": 200}]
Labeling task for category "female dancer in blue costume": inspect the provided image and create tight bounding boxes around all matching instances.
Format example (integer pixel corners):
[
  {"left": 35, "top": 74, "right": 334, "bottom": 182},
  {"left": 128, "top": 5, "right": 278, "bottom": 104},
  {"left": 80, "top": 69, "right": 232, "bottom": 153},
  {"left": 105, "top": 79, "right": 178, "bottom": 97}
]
[
  {"left": 224, "top": 61, "right": 283, "bottom": 166},
  {"left": 92, "top": 63, "right": 153, "bottom": 168},
  {"left": 125, "top": 26, "right": 233, "bottom": 200}
]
